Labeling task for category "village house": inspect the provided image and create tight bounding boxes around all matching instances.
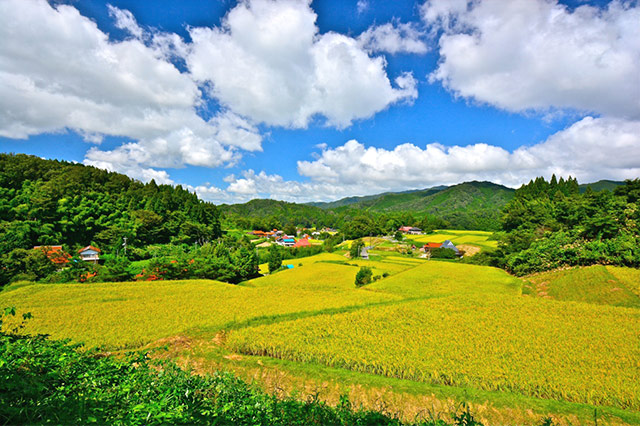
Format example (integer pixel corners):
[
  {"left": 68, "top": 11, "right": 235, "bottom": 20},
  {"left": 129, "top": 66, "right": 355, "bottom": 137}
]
[
  {"left": 420, "top": 240, "right": 460, "bottom": 255},
  {"left": 293, "top": 237, "right": 311, "bottom": 248},
  {"left": 398, "top": 226, "right": 422, "bottom": 235},
  {"left": 78, "top": 245, "right": 101, "bottom": 263},
  {"left": 276, "top": 235, "right": 296, "bottom": 247}
]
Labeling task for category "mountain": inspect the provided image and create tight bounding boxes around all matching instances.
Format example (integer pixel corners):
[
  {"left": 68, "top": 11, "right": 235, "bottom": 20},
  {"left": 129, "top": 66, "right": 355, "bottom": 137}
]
[
  {"left": 219, "top": 199, "right": 337, "bottom": 229},
  {"left": 308, "top": 186, "right": 447, "bottom": 209},
  {"left": 334, "top": 181, "right": 515, "bottom": 231},
  {"left": 579, "top": 180, "right": 625, "bottom": 193},
  {"left": 222, "top": 181, "right": 515, "bottom": 231}
]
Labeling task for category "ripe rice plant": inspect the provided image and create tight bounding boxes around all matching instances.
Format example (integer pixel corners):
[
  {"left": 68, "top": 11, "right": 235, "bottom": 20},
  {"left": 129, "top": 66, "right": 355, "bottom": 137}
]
[
  {"left": 228, "top": 293, "right": 640, "bottom": 410},
  {"left": 0, "top": 262, "right": 398, "bottom": 350}
]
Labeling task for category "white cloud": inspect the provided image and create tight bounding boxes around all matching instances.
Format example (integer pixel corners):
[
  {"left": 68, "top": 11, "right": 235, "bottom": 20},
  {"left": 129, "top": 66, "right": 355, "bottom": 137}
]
[
  {"left": 186, "top": 0, "right": 417, "bottom": 128},
  {"left": 358, "top": 22, "right": 429, "bottom": 54},
  {"left": 0, "top": 0, "right": 266, "bottom": 180},
  {"left": 357, "top": 0, "right": 369, "bottom": 14},
  {"left": 192, "top": 116, "right": 639, "bottom": 204},
  {"left": 422, "top": 0, "right": 640, "bottom": 118}
]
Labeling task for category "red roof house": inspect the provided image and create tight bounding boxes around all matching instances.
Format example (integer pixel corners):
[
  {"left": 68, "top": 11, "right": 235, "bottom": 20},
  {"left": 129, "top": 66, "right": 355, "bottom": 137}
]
[
  {"left": 293, "top": 237, "right": 311, "bottom": 248},
  {"left": 422, "top": 242, "right": 443, "bottom": 251}
]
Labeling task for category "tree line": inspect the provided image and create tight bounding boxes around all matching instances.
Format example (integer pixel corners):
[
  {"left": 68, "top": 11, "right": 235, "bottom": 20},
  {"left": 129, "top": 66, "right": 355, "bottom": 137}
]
[{"left": 468, "top": 176, "right": 640, "bottom": 275}]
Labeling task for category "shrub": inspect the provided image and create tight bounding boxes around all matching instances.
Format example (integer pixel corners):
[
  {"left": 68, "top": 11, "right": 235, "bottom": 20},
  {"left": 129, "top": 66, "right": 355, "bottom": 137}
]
[{"left": 355, "top": 266, "right": 373, "bottom": 287}]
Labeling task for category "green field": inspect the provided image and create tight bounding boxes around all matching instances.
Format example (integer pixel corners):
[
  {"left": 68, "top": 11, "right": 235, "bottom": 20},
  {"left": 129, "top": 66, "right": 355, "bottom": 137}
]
[
  {"left": 2, "top": 250, "right": 640, "bottom": 424},
  {"left": 524, "top": 265, "right": 640, "bottom": 308}
]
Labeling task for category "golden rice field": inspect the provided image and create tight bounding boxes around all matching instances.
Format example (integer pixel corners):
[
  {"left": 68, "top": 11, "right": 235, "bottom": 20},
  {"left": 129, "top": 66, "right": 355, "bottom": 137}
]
[
  {"left": 228, "top": 293, "right": 640, "bottom": 410},
  {"left": 408, "top": 229, "right": 498, "bottom": 250},
  {"left": 369, "top": 260, "right": 522, "bottom": 298},
  {"left": 0, "top": 260, "right": 398, "bottom": 349},
  {"left": 524, "top": 265, "right": 640, "bottom": 308},
  {"left": 3, "top": 246, "right": 640, "bottom": 422}
]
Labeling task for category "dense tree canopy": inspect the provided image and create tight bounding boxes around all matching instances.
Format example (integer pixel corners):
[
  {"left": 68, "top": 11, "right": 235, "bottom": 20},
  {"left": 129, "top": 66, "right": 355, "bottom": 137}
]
[{"left": 479, "top": 176, "right": 640, "bottom": 275}]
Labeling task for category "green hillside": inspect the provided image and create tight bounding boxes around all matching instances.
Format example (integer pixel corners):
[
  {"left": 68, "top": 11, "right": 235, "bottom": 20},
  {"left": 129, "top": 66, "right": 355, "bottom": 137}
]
[{"left": 579, "top": 180, "right": 625, "bottom": 193}]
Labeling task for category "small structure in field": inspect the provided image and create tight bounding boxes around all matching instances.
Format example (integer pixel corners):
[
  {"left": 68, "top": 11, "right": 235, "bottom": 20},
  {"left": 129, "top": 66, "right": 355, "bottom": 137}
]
[
  {"left": 360, "top": 247, "right": 369, "bottom": 260},
  {"left": 33, "top": 245, "right": 71, "bottom": 265},
  {"left": 78, "top": 245, "right": 101, "bottom": 263},
  {"left": 276, "top": 236, "right": 296, "bottom": 247}
]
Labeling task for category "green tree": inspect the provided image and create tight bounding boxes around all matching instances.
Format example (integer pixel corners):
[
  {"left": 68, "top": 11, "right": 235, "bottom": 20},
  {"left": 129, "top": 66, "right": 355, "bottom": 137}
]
[
  {"left": 355, "top": 266, "right": 372, "bottom": 287},
  {"left": 267, "top": 244, "right": 282, "bottom": 274},
  {"left": 349, "top": 239, "right": 365, "bottom": 259}
]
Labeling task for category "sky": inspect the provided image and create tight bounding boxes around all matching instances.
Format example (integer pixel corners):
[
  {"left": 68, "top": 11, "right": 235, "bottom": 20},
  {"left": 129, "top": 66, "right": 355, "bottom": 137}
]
[{"left": 0, "top": 0, "right": 639, "bottom": 204}]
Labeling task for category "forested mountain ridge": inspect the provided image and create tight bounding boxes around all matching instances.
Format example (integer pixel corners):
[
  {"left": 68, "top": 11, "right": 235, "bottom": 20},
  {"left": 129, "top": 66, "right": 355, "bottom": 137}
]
[
  {"left": 222, "top": 181, "right": 515, "bottom": 231},
  {"left": 0, "top": 153, "right": 222, "bottom": 255}
]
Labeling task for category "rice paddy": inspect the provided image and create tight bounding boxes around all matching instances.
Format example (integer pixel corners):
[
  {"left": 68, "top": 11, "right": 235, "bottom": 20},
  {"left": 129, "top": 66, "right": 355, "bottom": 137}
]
[{"left": 2, "top": 246, "right": 640, "bottom": 424}]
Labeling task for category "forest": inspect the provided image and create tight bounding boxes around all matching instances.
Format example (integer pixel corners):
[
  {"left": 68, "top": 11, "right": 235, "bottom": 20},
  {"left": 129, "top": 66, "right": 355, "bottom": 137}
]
[{"left": 469, "top": 176, "right": 640, "bottom": 275}]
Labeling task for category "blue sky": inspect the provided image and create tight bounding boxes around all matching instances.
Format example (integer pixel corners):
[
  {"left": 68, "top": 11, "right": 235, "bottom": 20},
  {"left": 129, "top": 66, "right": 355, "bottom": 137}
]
[{"left": 0, "top": 0, "right": 638, "bottom": 203}]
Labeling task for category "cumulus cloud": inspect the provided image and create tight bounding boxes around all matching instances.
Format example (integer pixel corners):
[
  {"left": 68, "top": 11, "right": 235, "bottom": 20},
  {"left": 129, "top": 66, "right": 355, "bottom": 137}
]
[
  {"left": 0, "top": 0, "right": 260, "bottom": 179},
  {"left": 1, "top": 0, "right": 416, "bottom": 181},
  {"left": 191, "top": 116, "right": 639, "bottom": 204},
  {"left": 358, "top": 22, "right": 429, "bottom": 54},
  {"left": 186, "top": 0, "right": 417, "bottom": 128},
  {"left": 422, "top": 0, "right": 640, "bottom": 118}
]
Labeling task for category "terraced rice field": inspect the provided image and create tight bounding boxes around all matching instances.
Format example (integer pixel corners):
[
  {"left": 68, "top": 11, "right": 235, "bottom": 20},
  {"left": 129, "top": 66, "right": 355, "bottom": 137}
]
[
  {"left": 3, "top": 247, "right": 640, "bottom": 424},
  {"left": 228, "top": 294, "right": 640, "bottom": 410},
  {"left": 408, "top": 229, "right": 498, "bottom": 251},
  {"left": 0, "top": 259, "right": 397, "bottom": 349}
]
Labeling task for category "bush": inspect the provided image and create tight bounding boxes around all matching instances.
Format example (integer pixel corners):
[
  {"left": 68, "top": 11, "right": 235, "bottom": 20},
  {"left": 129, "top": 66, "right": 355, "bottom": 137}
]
[{"left": 355, "top": 266, "right": 373, "bottom": 287}]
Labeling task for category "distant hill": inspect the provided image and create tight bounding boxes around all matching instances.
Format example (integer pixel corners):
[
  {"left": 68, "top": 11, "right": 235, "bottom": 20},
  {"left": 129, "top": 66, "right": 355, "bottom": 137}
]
[
  {"left": 333, "top": 181, "right": 515, "bottom": 231},
  {"left": 222, "top": 181, "right": 515, "bottom": 231},
  {"left": 579, "top": 180, "right": 625, "bottom": 193},
  {"left": 309, "top": 186, "right": 447, "bottom": 209},
  {"left": 218, "top": 199, "right": 337, "bottom": 229}
]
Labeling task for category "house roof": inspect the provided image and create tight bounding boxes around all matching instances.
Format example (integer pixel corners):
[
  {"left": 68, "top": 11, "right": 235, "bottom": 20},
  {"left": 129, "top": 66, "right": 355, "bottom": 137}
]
[
  {"left": 34, "top": 245, "right": 71, "bottom": 264},
  {"left": 293, "top": 238, "right": 310, "bottom": 247},
  {"left": 78, "top": 245, "right": 101, "bottom": 253},
  {"left": 423, "top": 242, "right": 442, "bottom": 249}
]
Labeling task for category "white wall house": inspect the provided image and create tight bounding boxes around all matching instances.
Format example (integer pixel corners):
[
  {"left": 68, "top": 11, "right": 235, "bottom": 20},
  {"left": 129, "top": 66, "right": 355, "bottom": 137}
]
[{"left": 78, "top": 245, "right": 101, "bottom": 263}]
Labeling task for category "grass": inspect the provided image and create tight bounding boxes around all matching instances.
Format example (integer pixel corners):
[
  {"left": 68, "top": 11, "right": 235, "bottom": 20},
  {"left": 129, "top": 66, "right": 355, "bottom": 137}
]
[
  {"left": 3, "top": 242, "right": 640, "bottom": 425},
  {"left": 523, "top": 265, "right": 640, "bottom": 308}
]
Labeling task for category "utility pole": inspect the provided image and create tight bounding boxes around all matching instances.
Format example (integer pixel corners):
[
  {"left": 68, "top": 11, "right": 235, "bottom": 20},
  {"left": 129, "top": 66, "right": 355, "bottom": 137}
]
[{"left": 122, "top": 237, "right": 127, "bottom": 257}]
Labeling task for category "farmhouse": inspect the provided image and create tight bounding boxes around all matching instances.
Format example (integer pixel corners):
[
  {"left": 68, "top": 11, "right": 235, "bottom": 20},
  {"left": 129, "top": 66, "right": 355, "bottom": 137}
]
[
  {"left": 78, "top": 245, "right": 101, "bottom": 263},
  {"left": 421, "top": 240, "right": 460, "bottom": 255},
  {"left": 441, "top": 240, "right": 460, "bottom": 254},
  {"left": 399, "top": 226, "right": 422, "bottom": 235},
  {"left": 33, "top": 245, "right": 71, "bottom": 265},
  {"left": 421, "top": 242, "right": 442, "bottom": 251},
  {"left": 276, "top": 236, "right": 296, "bottom": 247}
]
